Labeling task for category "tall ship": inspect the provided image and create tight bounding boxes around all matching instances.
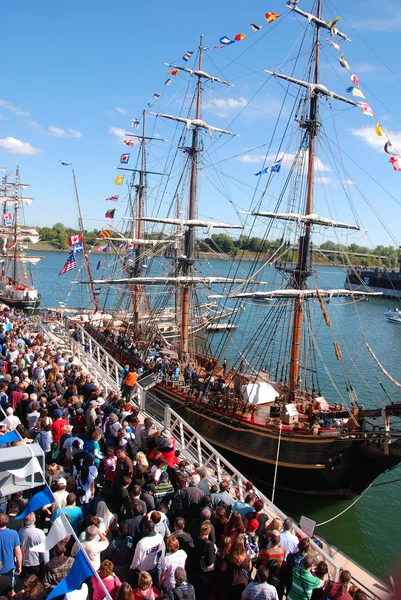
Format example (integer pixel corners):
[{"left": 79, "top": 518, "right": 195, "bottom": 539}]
[
  {"left": 75, "top": 0, "right": 401, "bottom": 496},
  {"left": 0, "top": 167, "right": 41, "bottom": 309},
  {"left": 345, "top": 259, "right": 401, "bottom": 300}
]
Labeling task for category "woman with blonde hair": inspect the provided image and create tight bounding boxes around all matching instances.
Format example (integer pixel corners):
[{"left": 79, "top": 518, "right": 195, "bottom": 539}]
[
  {"left": 91, "top": 559, "right": 121, "bottom": 600},
  {"left": 133, "top": 571, "right": 160, "bottom": 600},
  {"left": 136, "top": 451, "right": 149, "bottom": 469}
]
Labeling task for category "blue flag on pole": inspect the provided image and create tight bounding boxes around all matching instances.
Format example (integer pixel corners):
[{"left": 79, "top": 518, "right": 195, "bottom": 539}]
[
  {"left": 15, "top": 486, "right": 54, "bottom": 519},
  {"left": 0, "top": 430, "right": 19, "bottom": 444},
  {"left": 47, "top": 550, "right": 94, "bottom": 600},
  {"left": 254, "top": 159, "right": 282, "bottom": 176}
]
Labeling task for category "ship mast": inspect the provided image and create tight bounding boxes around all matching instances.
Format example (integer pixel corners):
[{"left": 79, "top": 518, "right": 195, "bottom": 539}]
[
  {"left": 133, "top": 110, "right": 147, "bottom": 330},
  {"left": 72, "top": 167, "right": 99, "bottom": 311},
  {"left": 181, "top": 34, "right": 203, "bottom": 361},
  {"left": 288, "top": 0, "right": 322, "bottom": 399},
  {"left": 12, "top": 167, "right": 20, "bottom": 283}
]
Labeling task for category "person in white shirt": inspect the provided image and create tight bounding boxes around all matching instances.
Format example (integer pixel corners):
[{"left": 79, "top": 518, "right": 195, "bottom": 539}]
[
  {"left": 53, "top": 478, "right": 69, "bottom": 508},
  {"left": 5, "top": 407, "right": 21, "bottom": 430},
  {"left": 279, "top": 518, "right": 299, "bottom": 558},
  {"left": 160, "top": 536, "right": 187, "bottom": 592},
  {"left": 63, "top": 432, "right": 84, "bottom": 458},
  {"left": 71, "top": 525, "right": 109, "bottom": 571},
  {"left": 130, "top": 520, "right": 163, "bottom": 586}
]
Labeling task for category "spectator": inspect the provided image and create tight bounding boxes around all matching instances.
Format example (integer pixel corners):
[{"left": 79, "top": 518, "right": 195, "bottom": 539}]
[
  {"left": 18, "top": 513, "right": 49, "bottom": 578},
  {"left": 0, "top": 513, "right": 22, "bottom": 579},
  {"left": 160, "top": 536, "right": 187, "bottom": 592},
  {"left": 288, "top": 556, "right": 324, "bottom": 600},
  {"left": 242, "top": 565, "right": 278, "bottom": 600},
  {"left": 91, "top": 560, "right": 122, "bottom": 600},
  {"left": 71, "top": 525, "right": 109, "bottom": 571},
  {"left": 44, "top": 542, "right": 74, "bottom": 597}
]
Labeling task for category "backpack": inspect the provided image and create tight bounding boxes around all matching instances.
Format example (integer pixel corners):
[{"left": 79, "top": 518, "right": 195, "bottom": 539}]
[
  {"left": 243, "top": 532, "right": 259, "bottom": 560},
  {"left": 83, "top": 439, "right": 95, "bottom": 455},
  {"left": 125, "top": 436, "right": 140, "bottom": 459},
  {"left": 172, "top": 583, "right": 196, "bottom": 600}
]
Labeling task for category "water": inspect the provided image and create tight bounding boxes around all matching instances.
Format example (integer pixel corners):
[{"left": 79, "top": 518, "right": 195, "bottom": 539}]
[{"left": 33, "top": 252, "right": 401, "bottom": 580}]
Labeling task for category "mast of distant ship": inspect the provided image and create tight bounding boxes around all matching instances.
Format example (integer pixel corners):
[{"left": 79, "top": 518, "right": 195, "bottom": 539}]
[
  {"left": 132, "top": 110, "right": 147, "bottom": 330},
  {"left": 12, "top": 167, "right": 20, "bottom": 283},
  {"left": 72, "top": 167, "right": 99, "bottom": 311},
  {"left": 288, "top": 0, "right": 322, "bottom": 399},
  {"left": 181, "top": 35, "right": 203, "bottom": 360}
]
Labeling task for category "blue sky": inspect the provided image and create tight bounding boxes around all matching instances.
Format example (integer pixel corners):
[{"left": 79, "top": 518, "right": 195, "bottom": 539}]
[{"left": 2, "top": 0, "right": 401, "bottom": 247}]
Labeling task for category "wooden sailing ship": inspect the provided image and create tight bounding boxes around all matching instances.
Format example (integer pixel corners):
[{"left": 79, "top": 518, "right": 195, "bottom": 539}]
[
  {"left": 82, "top": 2, "right": 401, "bottom": 495},
  {"left": 0, "top": 167, "right": 41, "bottom": 310}
]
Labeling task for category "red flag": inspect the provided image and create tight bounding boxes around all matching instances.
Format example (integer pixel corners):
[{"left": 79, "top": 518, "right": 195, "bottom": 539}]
[
  {"left": 234, "top": 33, "right": 246, "bottom": 41},
  {"left": 68, "top": 233, "right": 83, "bottom": 246},
  {"left": 351, "top": 74, "right": 360, "bottom": 86},
  {"left": 265, "top": 12, "right": 279, "bottom": 22},
  {"left": 389, "top": 157, "right": 401, "bottom": 171},
  {"left": 360, "top": 102, "right": 374, "bottom": 117},
  {"left": 123, "top": 140, "right": 134, "bottom": 147}
]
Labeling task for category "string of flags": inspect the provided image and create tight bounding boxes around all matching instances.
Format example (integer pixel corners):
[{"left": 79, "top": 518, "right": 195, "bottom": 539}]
[
  {"left": 215, "top": 12, "right": 280, "bottom": 48},
  {"left": 324, "top": 24, "right": 401, "bottom": 171}
]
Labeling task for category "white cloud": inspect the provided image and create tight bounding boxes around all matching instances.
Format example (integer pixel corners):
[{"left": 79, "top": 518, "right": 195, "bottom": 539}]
[
  {"left": 351, "top": 126, "right": 401, "bottom": 153},
  {"left": 109, "top": 126, "right": 126, "bottom": 140},
  {"left": 208, "top": 97, "right": 248, "bottom": 117},
  {"left": 315, "top": 177, "right": 332, "bottom": 184},
  {"left": 352, "top": 63, "right": 376, "bottom": 74},
  {"left": 25, "top": 120, "right": 41, "bottom": 129},
  {"left": 0, "top": 136, "right": 41, "bottom": 155},
  {"left": 0, "top": 99, "right": 29, "bottom": 117},
  {"left": 343, "top": 179, "right": 356, "bottom": 185},
  {"left": 354, "top": 14, "right": 401, "bottom": 33},
  {"left": 48, "top": 125, "right": 82, "bottom": 138},
  {"left": 237, "top": 151, "right": 331, "bottom": 172},
  {"left": 115, "top": 106, "right": 128, "bottom": 115}
]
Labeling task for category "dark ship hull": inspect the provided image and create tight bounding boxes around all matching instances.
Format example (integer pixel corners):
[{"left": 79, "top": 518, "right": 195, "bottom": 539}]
[
  {"left": 0, "top": 294, "right": 41, "bottom": 310},
  {"left": 345, "top": 268, "right": 401, "bottom": 299},
  {"left": 154, "top": 384, "right": 401, "bottom": 496}
]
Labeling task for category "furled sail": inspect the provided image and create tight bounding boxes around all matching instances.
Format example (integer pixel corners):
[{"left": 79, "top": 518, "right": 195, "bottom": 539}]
[
  {"left": 164, "top": 64, "right": 233, "bottom": 86},
  {"left": 133, "top": 216, "right": 243, "bottom": 229},
  {"left": 240, "top": 211, "right": 360, "bottom": 230},
  {"left": 229, "top": 289, "right": 383, "bottom": 299},
  {"left": 82, "top": 276, "right": 254, "bottom": 286},
  {"left": 292, "top": 6, "right": 351, "bottom": 41},
  {"left": 151, "top": 112, "right": 238, "bottom": 136}
]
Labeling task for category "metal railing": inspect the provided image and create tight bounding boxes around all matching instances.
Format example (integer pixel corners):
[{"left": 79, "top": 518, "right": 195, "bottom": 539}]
[{"left": 45, "top": 317, "right": 388, "bottom": 599}]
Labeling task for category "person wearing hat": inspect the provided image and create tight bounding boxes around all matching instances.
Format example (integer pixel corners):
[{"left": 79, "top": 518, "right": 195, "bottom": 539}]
[
  {"left": 243, "top": 519, "right": 260, "bottom": 565},
  {"left": 85, "top": 400, "right": 98, "bottom": 432},
  {"left": 51, "top": 409, "right": 69, "bottom": 444}
]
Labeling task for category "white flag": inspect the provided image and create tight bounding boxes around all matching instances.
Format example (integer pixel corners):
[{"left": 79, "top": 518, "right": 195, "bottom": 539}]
[
  {"left": 9, "top": 457, "right": 42, "bottom": 479},
  {"left": 30, "top": 515, "right": 70, "bottom": 552}
]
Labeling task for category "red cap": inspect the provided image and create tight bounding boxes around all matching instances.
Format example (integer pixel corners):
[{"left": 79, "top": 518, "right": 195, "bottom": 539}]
[{"left": 247, "top": 519, "right": 259, "bottom": 533}]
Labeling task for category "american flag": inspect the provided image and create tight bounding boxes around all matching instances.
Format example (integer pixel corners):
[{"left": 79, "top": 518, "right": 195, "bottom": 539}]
[{"left": 59, "top": 252, "right": 77, "bottom": 275}]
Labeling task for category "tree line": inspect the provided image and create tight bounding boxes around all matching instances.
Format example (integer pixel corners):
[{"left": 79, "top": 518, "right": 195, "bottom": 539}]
[{"left": 34, "top": 225, "right": 400, "bottom": 267}]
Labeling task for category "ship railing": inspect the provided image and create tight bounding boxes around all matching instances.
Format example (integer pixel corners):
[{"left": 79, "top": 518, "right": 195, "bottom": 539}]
[{"left": 54, "top": 317, "right": 387, "bottom": 600}]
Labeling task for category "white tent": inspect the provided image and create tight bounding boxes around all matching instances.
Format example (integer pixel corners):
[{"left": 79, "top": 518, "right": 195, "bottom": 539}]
[
  {"left": 0, "top": 444, "right": 45, "bottom": 496},
  {"left": 241, "top": 382, "right": 279, "bottom": 405}
]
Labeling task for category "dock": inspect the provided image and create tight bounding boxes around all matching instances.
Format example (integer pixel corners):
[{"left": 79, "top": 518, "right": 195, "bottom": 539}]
[{"left": 39, "top": 317, "right": 392, "bottom": 600}]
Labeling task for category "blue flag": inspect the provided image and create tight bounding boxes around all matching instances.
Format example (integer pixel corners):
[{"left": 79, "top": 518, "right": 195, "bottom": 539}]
[
  {"left": 15, "top": 486, "right": 54, "bottom": 520},
  {"left": 255, "top": 159, "right": 282, "bottom": 176},
  {"left": 96, "top": 260, "right": 102, "bottom": 270},
  {"left": 47, "top": 550, "right": 94, "bottom": 600},
  {"left": 0, "top": 430, "right": 19, "bottom": 444},
  {"left": 72, "top": 243, "right": 83, "bottom": 253}
]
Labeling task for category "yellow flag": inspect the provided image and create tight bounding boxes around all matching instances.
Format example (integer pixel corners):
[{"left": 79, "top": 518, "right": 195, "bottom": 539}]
[
  {"left": 375, "top": 123, "right": 385, "bottom": 137},
  {"left": 114, "top": 174, "right": 124, "bottom": 186}
]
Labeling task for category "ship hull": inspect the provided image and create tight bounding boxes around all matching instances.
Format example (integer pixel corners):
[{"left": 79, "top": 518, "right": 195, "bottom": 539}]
[
  {"left": 345, "top": 268, "right": 401, "bottom": 299},
  {"left": 154, "top": 384, "right": 401, "bottom": 496},
  {"left": 0, "top": 295, "right": 41, "bottom": 310}
]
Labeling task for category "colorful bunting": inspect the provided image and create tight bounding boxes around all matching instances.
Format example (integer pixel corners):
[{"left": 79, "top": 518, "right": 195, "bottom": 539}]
[
  {"left": 389, "top": 156, "right": 401, "bottom": 171},
  {"left": 326, "top": 38, "right": 341, "bottom": 51},
  {"left": 131, "top": 119, "right": 140, "bottom": 129},
  {"left": 58, "top": 159, "right": 70, "bottom": 166},
  {"left": 94, "top": 288, "right": 101, "bottom": 296},
  {"left": 106, "top": 195, "right": 119, "bottom": 201},
  {"left": 68, "top": 233, "right": 83, "bottom": 246},
  {"left": 360, "top": 102, "right": 374, "bottom": 117},
  {"left": 96, "top": 260, "right": 103, "bottom": 270},
  {"left": 286, "top": 0, "right": 301, "bottom": 6},
  {"left": 250, "top": 23, "right": 262, "bottom": 31},
  {"left": 47, "top": 550, "right": 93, "bottom": 600},
  {"left": 168, "top": 69, "right": 180, "bottom": 76},
  {"left": 339, "top": 54, "right": 350, "bottom": 70},
  {"left": 214, "top": 45, "right": 224, "bottom": 49},
  {"left": 120, "top": 153, "right": 130, "bottom": 164},
  {"left": 235, "top": 33, "right": 246, "bottom": 41},
  {"left": 102, "top": 242, "right": 111, "bottom": 252},
  {"left": 375, "top": 123, "right": 385, "bottom": 137},
  {"left": 183, "top": 51, "right": 193, "bottom": 62},
  {"left": 59, "top": 252, "right": 77, "bottom": 276},
  {"left": 99, "top": 229, "right": 111, "bottom": 239},
  {"left": 123, "top": 140, "right": 134, "bottom": 147},
  {"left": 114, "top": 175, "right": 124, "bottom": 186},
  {"left": 15, "top": 487, "right": 54, "bottom": 520},
  {"left": 255, "top": 159, "right": 282, "bottom": 176},
  {"left": 384, "top": 141, "right": 399, "bottom": 156},
  {"left": 105, "top": 209, "right": 116, "bottom": 219},
  {"left": 220, "top": 36, "right": 236, "bottom": 45},
  {"left": 327, "top": 16, "right": 341, "bottom": 36},
  {"left": 165, "top": 78, "right": 173, "bottom": 86},
  {"left": 351, "top": 74, "right": 360, "bottom": 86},
  {"left": 352, "top": 88, "right": 365, "bottom": 99},
  {"left": 152, "top": 93, "right": 161, "bottom": 100},
  {"left": 265, "top": 12, "right": 280, "bottom": 22}
]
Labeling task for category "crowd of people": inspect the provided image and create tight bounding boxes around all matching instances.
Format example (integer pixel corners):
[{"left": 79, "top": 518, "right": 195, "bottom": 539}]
[{"left": 0, "top": 308, "right": 370, "bottom": 600}]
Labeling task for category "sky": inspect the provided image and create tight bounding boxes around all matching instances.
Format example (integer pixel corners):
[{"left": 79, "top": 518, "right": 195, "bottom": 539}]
[{"left": 2, "top": 0, "right": 401, "bottom": 247}]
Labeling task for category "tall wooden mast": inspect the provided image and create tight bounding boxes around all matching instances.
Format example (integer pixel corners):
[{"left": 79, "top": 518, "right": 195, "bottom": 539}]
[
  {"left": 288, "top": 0, "right": 322, "bottom": 398},
  {"left": 180, "top": 35, "right": 203, "bottom": 361},
  {"left": 72, "top": 166, "right": 99, "bottom": 311},
  {"left": 133, "top": 110, "right": 147, "bottom": 329}
]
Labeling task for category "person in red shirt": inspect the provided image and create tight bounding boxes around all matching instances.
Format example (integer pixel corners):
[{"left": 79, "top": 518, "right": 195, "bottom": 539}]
[
  {"left": 51, "top": 409, "right": 69, "bottom": 443},
  {"left": 258, "top": 530, "right": 286, "bottom": 566},
  {"left": 325, "top": 570, "right": 353, "bottom": 600}
]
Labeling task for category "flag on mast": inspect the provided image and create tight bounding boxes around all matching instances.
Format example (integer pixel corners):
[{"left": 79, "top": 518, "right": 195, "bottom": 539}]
[
  {"left": 68, "top": 233, "right": 83, "bottom": 246},
  {"left": 105, "top": 209, "right": 116, "bottom": 219},
  {"left": 250, "top": 23, "right": 262, "bottom": 31},
  {"left": 59, "top": 253, "right": 77, "bottom": 276},
  {"left": 123, "top": 140, "right": 134, "bottom": 147},
  {"left": 106, "top": 195, "right": 119, "bottom": 201},
  {"left": 120, "top": 153, "right": 130, "bottom": 164},
  {"left": 114, "top": 175, "right": 124, "bottom": 185}
]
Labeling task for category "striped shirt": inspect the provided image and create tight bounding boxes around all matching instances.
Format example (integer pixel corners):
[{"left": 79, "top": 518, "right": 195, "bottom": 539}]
[
  {"left": 288, "top": 568, "right": 323, "bottom": 600},
  {"left": 258, "top": 546, "right": 286, "bottom": 566}
]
